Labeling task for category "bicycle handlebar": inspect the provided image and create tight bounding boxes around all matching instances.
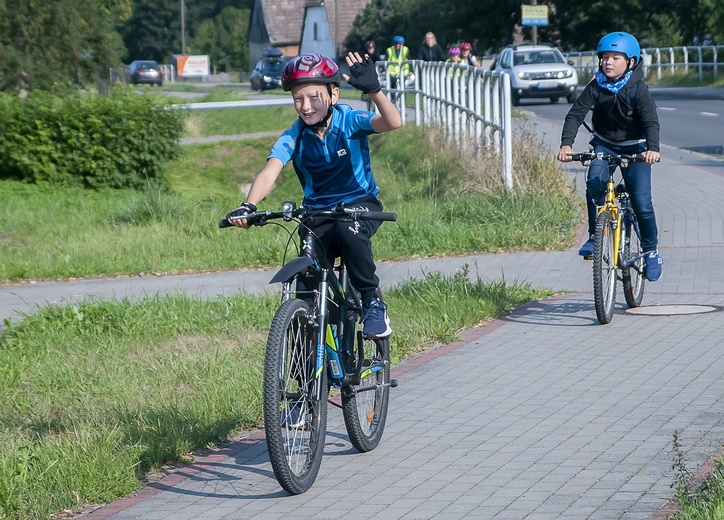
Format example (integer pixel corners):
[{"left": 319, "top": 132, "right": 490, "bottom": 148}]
[
  {"left": 219, "top": 204, "right": 397, "bottom": 229},
  {"left": 567, "top": 152, "right": 645, "bottom": 163},
  {"left": 567, "top": 152, "right": 659, "bottom": 165}
]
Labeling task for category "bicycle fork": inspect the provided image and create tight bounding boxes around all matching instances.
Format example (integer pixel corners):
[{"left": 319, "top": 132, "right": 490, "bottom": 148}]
[{"left": 600, "top": 179, "right": 622, "bottom": 266}]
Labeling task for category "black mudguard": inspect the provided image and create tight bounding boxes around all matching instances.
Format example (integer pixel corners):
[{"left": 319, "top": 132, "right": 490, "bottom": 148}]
[{"left": 269, "top": 257, "right": 315, "bottom": 284}]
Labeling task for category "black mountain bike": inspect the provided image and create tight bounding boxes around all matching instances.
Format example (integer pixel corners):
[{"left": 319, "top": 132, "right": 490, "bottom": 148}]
[
  {"left": 570, "top": 152, "right": 647, "bottom": 324},
  {"left": 220, "top": 202, "right": 398, "bottom": 494}
]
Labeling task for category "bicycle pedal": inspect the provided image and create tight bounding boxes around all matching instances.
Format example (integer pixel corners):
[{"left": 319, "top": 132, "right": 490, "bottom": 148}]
[{"left": 583, "top": 255, "right": 593, "bottom": 261}]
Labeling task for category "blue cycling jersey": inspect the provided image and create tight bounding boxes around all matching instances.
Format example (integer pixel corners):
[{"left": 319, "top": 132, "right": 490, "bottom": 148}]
[{"left": 268, "top": 104, "right": 380, "bottom": 209}]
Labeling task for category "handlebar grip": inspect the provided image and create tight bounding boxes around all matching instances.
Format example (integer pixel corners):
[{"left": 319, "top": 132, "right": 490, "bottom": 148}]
[
  {"left": 219, "top": 218, "right": 233, "bottom": 228},
  {"left": 568, "top": 153, "right": 589, "bottom": 162},
  {"left": 360, "top": 211, "right": 397, "bottom": 222}
]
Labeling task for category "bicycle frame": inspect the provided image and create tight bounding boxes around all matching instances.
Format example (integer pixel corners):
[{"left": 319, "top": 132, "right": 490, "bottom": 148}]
[
  {"left": 222, "top": 201, "right": 396, "bottom": 494},
  {"left": 263, "top": 207, "right": 391, "bottom": 396},
  {"left": 273, "top": 234, "right": 355, "bottom": 402},
  {"left": 597, "top": 156, "right": 646, "bottom": 272},
  {"left": 569, "top": 150, "right": 649, "bottom": 324}
]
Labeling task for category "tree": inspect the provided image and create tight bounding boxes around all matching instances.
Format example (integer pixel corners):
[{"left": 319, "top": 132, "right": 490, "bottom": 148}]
[
  {"left": 120, "top": 0, "right": 252, "bottom": 70},
  {"left": 0, "top": 0, "right": 131, "bottom": 92},
  {"left": 191, "top": 7, "right": 250, "bottom": 71},
  {"left": 345, "top": 0, "right": 718, "bottom": 57},
  {"left": 345, "top": 0, "right": 524, "bottom": 58},
  {"left": 121, "top": 0, "right": 181, "bottom": 62},
  {"left": 553, "top": 0, "right": 653, "bottom": 50}
]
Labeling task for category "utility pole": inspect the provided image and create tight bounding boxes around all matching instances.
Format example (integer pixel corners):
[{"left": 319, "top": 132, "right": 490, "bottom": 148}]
[
  {"left": 334, "top": 0, "right": 340, "bottom": 58},
  {"left": 181, "top": 0, "right": 186, "bottom": 54}
]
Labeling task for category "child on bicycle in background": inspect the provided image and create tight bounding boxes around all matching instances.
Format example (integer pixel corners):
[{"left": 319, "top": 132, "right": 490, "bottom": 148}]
[
  {"left": 224, "top": 52, "right": 401, "bottom": 338},
  {"left": 558, "top": 31, "right": 663, "bottom": 282},
  {"left": 446, "top": 47, "right": 462, "bottom": 80}
]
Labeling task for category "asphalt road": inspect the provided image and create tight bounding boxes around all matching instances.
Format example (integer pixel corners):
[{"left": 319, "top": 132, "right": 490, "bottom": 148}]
[{"left": 518, "top": 86, "right": 724, "bottom": 156}]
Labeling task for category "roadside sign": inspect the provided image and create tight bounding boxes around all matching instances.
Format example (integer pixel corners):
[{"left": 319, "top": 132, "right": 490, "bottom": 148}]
[
  {"left": 522, "top": 5, "right": 549, "bottom": 26},
  {"left": 176, "top": 55, "right": 210, "bottom": 78}
]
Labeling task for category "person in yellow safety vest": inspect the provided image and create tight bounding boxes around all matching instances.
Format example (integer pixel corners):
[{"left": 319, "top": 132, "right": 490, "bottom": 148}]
[{"left": 385, "top": 35, "right": 411, "bottom": 89}]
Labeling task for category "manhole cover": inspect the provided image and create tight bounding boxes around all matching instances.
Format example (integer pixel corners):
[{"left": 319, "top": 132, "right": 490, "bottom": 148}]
[{"left": 625, "top": 304, "right": 721, "bottom": 316}]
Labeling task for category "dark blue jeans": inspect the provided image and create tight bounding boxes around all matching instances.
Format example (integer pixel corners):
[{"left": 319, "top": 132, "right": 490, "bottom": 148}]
[
  {"left": 297, "top": 196, "right": 383, "bottom": 305},
  {"left": 585, "top": 138, "right": 658, "bottom": 252}
]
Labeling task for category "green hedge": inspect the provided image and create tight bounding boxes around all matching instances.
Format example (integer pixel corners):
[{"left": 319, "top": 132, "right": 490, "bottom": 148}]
[{"left": 0, "top": 90, "right": 186, "bottom": 189}]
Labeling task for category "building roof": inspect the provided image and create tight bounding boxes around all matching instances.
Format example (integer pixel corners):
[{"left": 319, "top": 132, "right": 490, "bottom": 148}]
[
  {"left": 253, "top": 0, "right": 369, "bottom": 54},
  {"left": 260, "top": 0, "right": 307, "bottom": 46},
  {"left": 304, "top": 0, "right": 369, "bottom": 54}
]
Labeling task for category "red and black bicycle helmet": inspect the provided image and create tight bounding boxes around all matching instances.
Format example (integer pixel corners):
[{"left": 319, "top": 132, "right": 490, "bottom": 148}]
[{"left": 281, "top": 54, "right": 341, "bottom": 92}]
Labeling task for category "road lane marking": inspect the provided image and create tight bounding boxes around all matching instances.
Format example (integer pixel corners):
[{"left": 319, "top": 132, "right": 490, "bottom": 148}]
[{"left": 700, "top": 112, "right": 719, "bottom": 117}]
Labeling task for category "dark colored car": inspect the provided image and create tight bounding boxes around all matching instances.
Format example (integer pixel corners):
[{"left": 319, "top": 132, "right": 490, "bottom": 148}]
[
  {"left": 128, "top": 60, "right": 163, "bottom": 86},
  {"left": 249, "top": 49, "right": 288, "bottom": 91}
]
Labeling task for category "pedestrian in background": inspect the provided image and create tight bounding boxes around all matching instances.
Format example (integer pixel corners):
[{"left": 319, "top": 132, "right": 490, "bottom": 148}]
[
  {"left": 460, "top": 42, "right": 479, "bottom": 67},
  {"left": 364, "top": 40, "right": 380, "bottom": 63},
  {"left": 419, "top": 32, "right": 446, "bottom": 62}
]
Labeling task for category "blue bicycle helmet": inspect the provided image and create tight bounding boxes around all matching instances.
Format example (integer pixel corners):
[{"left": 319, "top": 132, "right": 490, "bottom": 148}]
[
  {"left": 393, "top": 35, "right": 405, "bottom": 44},
  {"left": 596, "top": 32, "right": 641, "bottom": 64}
]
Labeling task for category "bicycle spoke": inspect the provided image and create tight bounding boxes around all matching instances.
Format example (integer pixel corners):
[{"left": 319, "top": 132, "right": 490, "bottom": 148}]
[
  {"left": 343, "top": 336, "right": 390, "bottom": 452},
  {"left": 593, "top": 212, "right": 617, "bottom": 324},
  {"left": 264, "top": 299, "right": 327, "bottom": 495}
]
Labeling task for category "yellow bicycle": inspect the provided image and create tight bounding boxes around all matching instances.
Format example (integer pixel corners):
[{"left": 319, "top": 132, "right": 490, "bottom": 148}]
[{"left": 570, "top": 152, "right": 647, "bottom": 324}]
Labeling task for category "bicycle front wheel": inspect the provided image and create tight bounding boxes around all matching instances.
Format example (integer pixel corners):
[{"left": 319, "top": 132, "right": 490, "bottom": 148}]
[
  {"left": 263, "top": 298, "right": 327, "bottom": 495},
  {"left": 622, "top": 215, "right": 646, "bottom": 308},
  {"left": 342, "top": 336, "right": 390, "bottom": 452},
  {"left": 593, "top": 211, "right": 617, "bottom": 324}
]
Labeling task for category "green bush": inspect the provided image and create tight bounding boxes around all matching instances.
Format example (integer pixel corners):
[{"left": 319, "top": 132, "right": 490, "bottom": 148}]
[{"left": 0, "top": 89, "right": 186, "bottom": 189}]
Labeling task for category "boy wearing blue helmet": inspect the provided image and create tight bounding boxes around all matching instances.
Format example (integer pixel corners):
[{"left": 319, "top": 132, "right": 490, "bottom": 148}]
[{"left": 558, "top": 32, "right": 663, "bottom": 282}]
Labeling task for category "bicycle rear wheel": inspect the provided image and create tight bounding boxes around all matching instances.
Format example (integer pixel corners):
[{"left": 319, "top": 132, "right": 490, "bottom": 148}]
[
  {"left": 622, "top": 215, "right": 645, "bottom": 308},
  {"left": 593, "top": 211, "right": 617, "bottom": 324},
  {"left": 342, "top": 336, "right": 390, "bottom": 452},
  {"left": 263, "top": 298, "right": 327, "bottom": 495}
]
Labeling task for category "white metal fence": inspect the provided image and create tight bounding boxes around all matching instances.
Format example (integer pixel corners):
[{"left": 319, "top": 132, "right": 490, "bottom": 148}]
[
  {"left": 377, "top": 60, "right": 514, "bottom": 190},
  {"left": 565, "top": 45, "right": 724, "bottom": 82}
]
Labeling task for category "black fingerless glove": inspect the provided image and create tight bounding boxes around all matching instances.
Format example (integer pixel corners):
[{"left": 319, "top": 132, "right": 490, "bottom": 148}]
[
  {"left": 346, "top": 57, "right": 381, "bottom": 94},
  {"left": 226, "top": 202, "right": 257, "bottom": 222}
]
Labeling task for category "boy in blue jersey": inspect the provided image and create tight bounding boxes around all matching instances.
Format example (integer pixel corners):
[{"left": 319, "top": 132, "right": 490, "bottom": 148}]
[{"left": 225, "top": 52, "right": 401, "bottom": 338}]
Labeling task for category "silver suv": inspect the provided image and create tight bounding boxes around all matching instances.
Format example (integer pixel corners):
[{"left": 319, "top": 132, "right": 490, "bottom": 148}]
[{"left": 493, "top": 44, "right": 578, "bottom": 105}]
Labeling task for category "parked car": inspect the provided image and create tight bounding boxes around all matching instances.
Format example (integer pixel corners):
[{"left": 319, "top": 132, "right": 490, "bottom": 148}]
[
  {"left": 249, "top": 49, "right": 288, "bottom": 91},
  {"left": 128, "top": 60, "right": 163, "bottom": 86},
  {"left": 493, "top": 44, "right": 578, "bottom": 105}
]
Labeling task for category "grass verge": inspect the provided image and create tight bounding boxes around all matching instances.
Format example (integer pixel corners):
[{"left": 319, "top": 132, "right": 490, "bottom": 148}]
[
  {"left": 0, "top": 269, "right": 549, "bottom": 519},
  {"left": 0, "top": 122, "right": 578, "bottom": 284},
  {"left": 668, "top": 431, "right": 724, "bottom": 519},
  {"left": 645, "top": 70, "right": 724, "bottom": 88}
]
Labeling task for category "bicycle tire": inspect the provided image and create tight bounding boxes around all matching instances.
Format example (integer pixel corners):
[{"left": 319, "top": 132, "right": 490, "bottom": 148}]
[
  {"left": 263, "top": 298, "right": 327, "bottom": 495},
  {"left": 342, "top": 336, "right": 390, "bottom": 452},
  {"left": 593, "top": 211, "right": 617, "bottom": 324},
  {"left": 622, "top": 215, "right": 646, "bottom": 308}
]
